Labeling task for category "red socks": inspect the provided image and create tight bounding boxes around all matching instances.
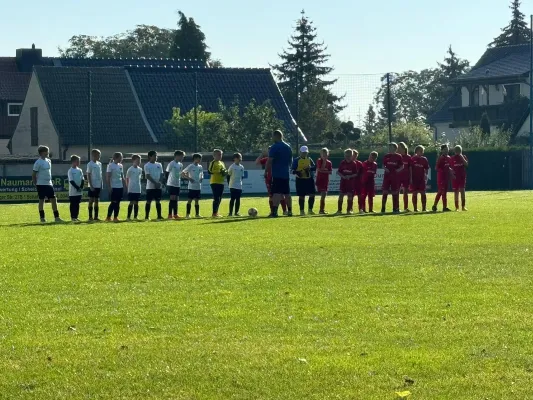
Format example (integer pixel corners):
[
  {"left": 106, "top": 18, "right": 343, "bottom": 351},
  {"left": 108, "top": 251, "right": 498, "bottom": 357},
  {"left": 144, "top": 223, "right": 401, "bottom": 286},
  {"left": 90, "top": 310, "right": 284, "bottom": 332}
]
[
  {"left": 421, "top": 194, "right": 427, "bottom": 210},
  {"left": 392, "top": 194, "right": 399, "bottom": 211},
  {"left": 412, "top": 194, "right": 418, "bottom": 210},
  {"left": 403, "top": 192, "right": 409, "bottom": 210}
]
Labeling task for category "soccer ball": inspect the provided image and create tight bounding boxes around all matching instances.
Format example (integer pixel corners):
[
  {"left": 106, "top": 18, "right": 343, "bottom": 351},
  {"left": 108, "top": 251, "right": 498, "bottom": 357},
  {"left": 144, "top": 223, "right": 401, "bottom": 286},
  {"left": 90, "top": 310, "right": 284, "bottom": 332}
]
[{"left": 248, "top": 208, "right": 258, "bottom": 217}]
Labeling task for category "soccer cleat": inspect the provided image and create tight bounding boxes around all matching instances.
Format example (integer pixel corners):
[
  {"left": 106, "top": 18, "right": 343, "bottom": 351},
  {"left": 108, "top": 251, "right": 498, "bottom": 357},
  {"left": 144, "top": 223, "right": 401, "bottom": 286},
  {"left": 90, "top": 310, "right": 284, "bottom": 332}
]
[
  {"left": 393, "top": 209, "right": 400, "bottom": 214},
  {"left": 113, "top": 218, "right": 120, "bottom": 223},
  {"left": 195, "top": 215, "right": 203, "bottom": 219},
  {"left": 455, "top": 208, "right": 460, "bottom": 212},
  {"left": 307, "top": 210, "right": 316, "bottom": 215},
  {"left": 432, "top": 205, "right": 438, "bottom": 212},
  {"left": 174, "top": 215, "right": 182, "bottom": 220},
  {"left": 462, "top": 207, "right": 468, "bottom": 212},
  {"left": 235, "top": 213, "right": 241, "bottom": 217},
  {"left": 319, "top": 210, "right": 328, "bottom": 215},
  {"left": 54, "top": 217, "right": 64, "bottom": 223},
  {"left": 443, "top": 208, "right": 452, "bottom": 212},
  {"left": 283, "top": 211, "right": 289, "bottom": 216},
  {"left": 287, "top": 211, "right": 293, "bottom": 217},
  {"left": 300, "top": 210, "right": 306, "bottom": 216},
  {"left": 185, "top": 214, "right": 191, "bottom": 220},
  {"left": 88, "top": 218, "right": 94, "bottom": 222},
  {"left": 168, "top": 215, "right": 174, "bottom": 220},
  {"left": 335, "top": 210, "right": 343, "bottom": 215},
  {"left": 268, "top": 213, "right": 279, "bottom": 218},
  {"left": 145, "top": 217, "right": 151, "bottom": 221},
  {"left": 359, "top": 209, "right": 366, "bottom": 215},
  {"left": 381, "top": 208, "right": 386, "bottom": 213},
  {"left": 126, "top": 218, "right": 132, "bottom": 222},
  {"left": 347, "top": 210, "right": 354, "bottom": 215},
  {"left": 40, "top": 218, "right": 47, "bottom": 223},
  {"left": 422, "top": 208, "right": 427, "bottom": 212},
  {"left": 228, "top": 214, "right": 233, "bottom": 217},
  {"left": 404, "top": 209, "right": 411, "bottom": 213},
  {"left": 105, "top": 217, "right": 112, "bottom": 222},
  {"left": 93, "top": 217, "right": 101, "bottom": 222},
  {"left": 414, "top": 209, "right": 420, "bottom": 213}
]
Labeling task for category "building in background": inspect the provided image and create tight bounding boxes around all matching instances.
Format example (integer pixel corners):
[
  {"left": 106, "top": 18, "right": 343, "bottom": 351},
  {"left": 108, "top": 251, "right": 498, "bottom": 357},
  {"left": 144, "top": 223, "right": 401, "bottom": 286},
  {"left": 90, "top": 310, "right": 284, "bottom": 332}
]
[{"left": 429, "top": 43, "right": 531, "bottom": 142}]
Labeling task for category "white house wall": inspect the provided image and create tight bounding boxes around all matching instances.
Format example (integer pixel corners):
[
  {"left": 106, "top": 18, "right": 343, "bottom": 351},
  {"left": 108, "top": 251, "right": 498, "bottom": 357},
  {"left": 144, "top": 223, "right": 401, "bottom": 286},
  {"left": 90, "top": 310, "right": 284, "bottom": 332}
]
[
  {"left": 433, "top": 122, "right": 461, "bottom": 143},
  {"left": 11, "top": 73, "right": 60, "bottom": 158},
  {"left": 461, "top": 87, "right": 469, "bottom": 107},
  {"left": 489, "top": 85, "right": 504, "bottom": 105}
]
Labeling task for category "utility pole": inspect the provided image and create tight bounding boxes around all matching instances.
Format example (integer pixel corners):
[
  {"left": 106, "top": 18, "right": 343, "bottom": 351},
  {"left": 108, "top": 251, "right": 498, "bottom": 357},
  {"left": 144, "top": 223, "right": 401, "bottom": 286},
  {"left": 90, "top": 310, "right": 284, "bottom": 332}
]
[
  {"left": 194, "top": 72, "right": 198, "bottom": 153},
  {"left": 88, "top": 71, "right": 92, "bottom": 161},
  {"left": 386, "top": 73, "right": 393, "bottom": 143}
]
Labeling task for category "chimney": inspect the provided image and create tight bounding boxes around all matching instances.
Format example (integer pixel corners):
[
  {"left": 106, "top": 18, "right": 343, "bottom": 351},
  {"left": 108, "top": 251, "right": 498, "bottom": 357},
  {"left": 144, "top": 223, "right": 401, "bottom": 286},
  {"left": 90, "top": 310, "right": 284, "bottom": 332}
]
[{"left": 16, "top": 44, "right": 44, "bottom": 73}]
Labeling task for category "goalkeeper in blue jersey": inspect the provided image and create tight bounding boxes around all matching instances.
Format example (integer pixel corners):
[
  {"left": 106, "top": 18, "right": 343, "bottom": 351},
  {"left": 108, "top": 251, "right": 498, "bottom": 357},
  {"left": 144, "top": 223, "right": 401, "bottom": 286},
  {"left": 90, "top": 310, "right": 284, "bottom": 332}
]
[{"left": 292, "top": 145, "right": 316, "bottom": 216}]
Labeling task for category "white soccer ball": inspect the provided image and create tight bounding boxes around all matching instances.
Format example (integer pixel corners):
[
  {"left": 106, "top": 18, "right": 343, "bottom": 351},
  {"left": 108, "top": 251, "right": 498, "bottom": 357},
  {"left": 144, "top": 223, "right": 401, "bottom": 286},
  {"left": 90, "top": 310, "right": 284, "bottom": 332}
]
[{"left": 248, "top": 208, "right": 258, "bottom": 217}]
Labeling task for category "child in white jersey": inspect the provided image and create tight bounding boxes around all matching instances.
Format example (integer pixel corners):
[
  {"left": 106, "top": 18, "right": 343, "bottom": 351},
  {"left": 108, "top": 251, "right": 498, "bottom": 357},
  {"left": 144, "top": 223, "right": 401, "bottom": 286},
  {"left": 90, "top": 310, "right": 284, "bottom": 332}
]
[
  {"left": 126, "top": 154, "right": 143, "bottom": 220},
  {"left": 144, "top": 150, "right": 164, "bottom": 220},
  {"left": 227, "top": 152, "right": 245, "bottom": 217},
  {"left": 106, "top": 152, "right": 127, "bottom": 222},
  {"left": 32, "top": 145, "right": 62, "bottom": 223},
  {"left": 182, "top": 153, "right": 204, "bottom": 219},
  {"left": 68, "top": 155, "right": 84, "bottom": 222},
  {"left": 86, "top": 149, "right": 103, "bottom": 221},
  {"left": 166, "top": 150, "right": 185, "bottom": 219}
]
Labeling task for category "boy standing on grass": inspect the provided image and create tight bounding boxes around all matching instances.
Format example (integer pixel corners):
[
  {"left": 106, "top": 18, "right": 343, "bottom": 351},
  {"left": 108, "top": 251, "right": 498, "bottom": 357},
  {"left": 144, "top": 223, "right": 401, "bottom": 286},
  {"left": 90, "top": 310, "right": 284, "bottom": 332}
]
[
  {"left": 336, "top": 149, "right": 358, "bottom": 215},
  {"left": 144, "top": 150, "right": 164, "bottom": 221},
  {"left": 32, "top": 145, "right": 63, "bottom": 223},
  {"left": 381, "top": 142, "right": 404, "bottom": 214},
  {"left": 126, "top": 155, "right": 143, "bottom": 221},
  {"left": 361, "top": 151, "right": 378, "bottom": 213},
  {"left": 68, "top": 155, "right": 84, "bottom": 222},
  {"left": 292, "top": 145, "right": 316, "bottom": 216},
  {"left": 398, "top": 142, "right": 412, "bottom": 212},
  {"left": 166, "top": 150, "right": 185, "bottom": 219},
  {"left": 182, "top": 153, "right": 204, "bottom": 219},
  {"left": 316, "top": 147, "right": 332, "bottom": 215},
  {"left": 208, "top": 149, "right": 227, "bottom": 218},
  {"left": 106, "top": 152, "right": 127, "bottom": 222},
  {"left": 432, "top": 144, "right": 453, "bottom": 213},
  {"left": 228, "top": 153, "right": 245, "bottom": 217},
  {"left": 450, "top": 145, "right": 469, "bottom": 212},
  {"left": 351, "top": 150, "right": 365, "bottom": 214},
  {"left": 410, "top": 145, "right": 430, "bottom": 212},
  {"left": 87, "top": 149, "right": 102, "bottom": 221},
  {"left": 256, "top": 149, "right": 288, "bottom": 215}
]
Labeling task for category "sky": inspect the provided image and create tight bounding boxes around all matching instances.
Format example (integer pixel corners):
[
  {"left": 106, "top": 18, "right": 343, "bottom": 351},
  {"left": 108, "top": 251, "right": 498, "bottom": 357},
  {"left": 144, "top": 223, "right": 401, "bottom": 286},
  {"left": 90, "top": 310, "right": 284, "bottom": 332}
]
[{"left": 0, "top": 0, "right": 532, "bottom": 123}]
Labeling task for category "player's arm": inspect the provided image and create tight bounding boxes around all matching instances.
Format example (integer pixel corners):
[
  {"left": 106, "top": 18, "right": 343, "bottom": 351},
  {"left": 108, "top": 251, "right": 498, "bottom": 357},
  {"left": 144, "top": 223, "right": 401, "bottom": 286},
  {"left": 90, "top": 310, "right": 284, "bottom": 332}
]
[
  {"left": 145, "top": 168, "right": 160, "bottom": 188},
  {"left": 396, "top": 160, "right": 404, "bottom": 173},
  {"left": 325, "top": 162, "right": 333, "bottom": 174},
  {"left": 106, "top": 171, "right": 112, "bottom": 191},
  {"left": 68, "top": 170, "right": 80, "bottom": 190},
  {"left": 462, "top": 155, "right": 469, "bottom": 167},
  {"left": 32, "top": 171, "right": 38, "bottom": 185},
  {"left": 208, "top": 161, "right": 216, "bottom": 176},
  {"left": 199, "top": 167, "right": 204, "bottom": 183},
  {"left": 291, "top": 158, "right": 299, "bottom": 176},
  {"left": 122, "top": 172, "right": 127, "bottom": 190},
  {"left": 309, "top": 158, "right": 316, "bottom": 173}
]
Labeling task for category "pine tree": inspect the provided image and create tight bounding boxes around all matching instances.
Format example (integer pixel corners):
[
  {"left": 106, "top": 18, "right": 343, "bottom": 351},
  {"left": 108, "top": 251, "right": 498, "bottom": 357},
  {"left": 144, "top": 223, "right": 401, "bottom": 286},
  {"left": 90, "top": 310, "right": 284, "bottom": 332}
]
[
  {"left": 364, "top": 105, "right": 378, "bottom": 136},
  {"left": 169, "top": 11, "right": 211, "bottom": 60},
  {"left": 271, "top": 10, "right": 344, "bottom": 142},
  {"left": 438, "top": 46, "right": 470, "bottom": 81},
  {"left": 489, "top": 0, "right": 530, "bottom": 47}
]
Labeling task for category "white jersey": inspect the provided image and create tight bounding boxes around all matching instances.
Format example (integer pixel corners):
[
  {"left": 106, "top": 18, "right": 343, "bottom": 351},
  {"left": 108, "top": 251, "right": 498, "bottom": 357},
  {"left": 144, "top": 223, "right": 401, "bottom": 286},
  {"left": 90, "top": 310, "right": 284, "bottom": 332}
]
[
  {"left": 166, "top": 160, "right": 183, "bottom": 187},
  {"left": 144, "top": 162, "right": 163, "bottom": 190},
  {"left": 32, "top": 158, "right": 53, "bottom": 186},
  {"left": 86, "top": 160, "right": 103, "bottom": 189},
  {"left": 126, "top": 166, "right": 143, "bottom": 194},
  {"left": 183, "top": 163, "right": 203, "bottom": 191},
  {"left": 68, "top": 167, "right": 84, "bottom": 196},
  {"left": 228, "top": 163, "right": 245, "bottom": 190},
  {"left": 106, "top": 162, "right": 124, "bottom": 189}
]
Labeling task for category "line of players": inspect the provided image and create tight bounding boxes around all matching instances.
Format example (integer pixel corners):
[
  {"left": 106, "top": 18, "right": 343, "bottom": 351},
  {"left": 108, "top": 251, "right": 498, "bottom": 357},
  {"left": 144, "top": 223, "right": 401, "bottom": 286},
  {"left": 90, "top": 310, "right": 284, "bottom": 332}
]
[
  {"left": 258, "top": 141, "right": 468, "bottom": 216},
  {"left": 31, "top": 141, "right": 467, "bottom": 223}
]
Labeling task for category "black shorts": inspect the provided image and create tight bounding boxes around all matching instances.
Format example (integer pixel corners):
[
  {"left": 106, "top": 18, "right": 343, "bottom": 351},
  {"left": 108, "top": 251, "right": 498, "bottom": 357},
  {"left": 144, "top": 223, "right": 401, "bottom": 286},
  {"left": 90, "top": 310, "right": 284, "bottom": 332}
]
[
  {"left": 296, "top": 178, "right": 316, "bottom": 196},
  {"left": 111, "top": 188, "right": 124, "bottom": 202},
  {"left": 88, "top": 188, "right": 101, "bottom": 199},
  {"left": 188, "top": 189, "right": 201, "bottom": 200},
  {"left": 36, "top": 185, "right": 55, "bottom": 200},
  {"left": 271, "top": 178, "right": 290, "bottom": 195},
  {"left": 146, "top": 189, "right": 162, "bottom": 202},
  {"left": 167, "top": 186, "right": 181, "bottom": 196},
  {"left": 230, "top": 188, "right": 242, "bottom": 198},
  {"left": 128, "top": 193, "right": 141, "bottom": 202}
]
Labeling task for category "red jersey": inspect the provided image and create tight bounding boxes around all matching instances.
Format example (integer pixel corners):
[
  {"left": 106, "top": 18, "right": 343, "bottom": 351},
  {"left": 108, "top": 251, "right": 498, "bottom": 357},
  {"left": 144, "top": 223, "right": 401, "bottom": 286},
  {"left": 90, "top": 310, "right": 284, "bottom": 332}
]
[
  {"left": 436, "top": 155, "right": 451, "bottom": 180},
  {"left": 449, "top": 154, "right": 468, "bottom": 181},
  {"left": 316, "top": 158, "right": 332, "bottom": 183},
  {"left": 411, "top": 155, "right": 429, "bottom": 183},
  {"left": 399, "top": 154, "right": 412, "bottom": 181},
  {"left": 354, "top": 160, "right": 363, "bottom": 182},
  {"left": 362, "top": 160, "right": 378, "bottom": 184},
  {"left": 382, "top": 153, "right": 403, "bottom": 176},
  {"left": 338, "top": 160, "right": 359, "bottom": 179},
  {"left": 259, "top": 157, "right": 271, "bottom": 183}
]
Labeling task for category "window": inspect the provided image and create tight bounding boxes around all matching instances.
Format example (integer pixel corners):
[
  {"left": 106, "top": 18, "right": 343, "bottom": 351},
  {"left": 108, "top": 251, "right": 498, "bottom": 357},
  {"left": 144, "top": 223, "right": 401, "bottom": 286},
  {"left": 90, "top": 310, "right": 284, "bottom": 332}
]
[
  {"left": 7, "top": 103, "right": 23, "bottom": 116},
  {"left": 30, "top": 107, "right": 38, "bottom": 146},
  {"left": 471, "top": 87, "right": 480, "bottom": 106},
  {"left": 504, "top": 84, "right": 521, "bottom": 102}
]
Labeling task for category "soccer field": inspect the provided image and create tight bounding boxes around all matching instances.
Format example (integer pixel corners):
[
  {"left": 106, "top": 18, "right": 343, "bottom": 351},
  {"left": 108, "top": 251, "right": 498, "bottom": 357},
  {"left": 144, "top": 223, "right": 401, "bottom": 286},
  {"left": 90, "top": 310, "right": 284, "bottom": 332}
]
[{"left": 1, "top": 191, "right": 532, "bottom": 399}]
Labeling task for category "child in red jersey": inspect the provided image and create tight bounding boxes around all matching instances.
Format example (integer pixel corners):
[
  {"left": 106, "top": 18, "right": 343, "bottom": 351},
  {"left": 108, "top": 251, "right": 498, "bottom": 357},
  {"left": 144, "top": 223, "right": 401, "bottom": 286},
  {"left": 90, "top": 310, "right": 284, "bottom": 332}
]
[
  {"left": 351, "top": 149, "right": 365, "bottom": 214},
  {"left": 361, "top": 151, "right": 378, "bottom": 213},
  {"left": 410, "top": 145, "right": 430, "bottom": 212},
  {"left": 450, "top": 145, "right": 469, "bottom": 211},
  {"left": 316, "top": 148, "right": 333, "bottom": 214},
  {"left": 256, "top": 148, "right": 288, "bottom": 215},
  {"left": 336, "top": 149, "right": 359, "bottom": 215},
  {"left": 432, "top": 144, "right": 453, "bottom": 212},
  {"left": 381, "top": 142, "right": 404, "bottom": 213},
  {"left": 398, "top": 142, "right": 412, "bottom": 212}
]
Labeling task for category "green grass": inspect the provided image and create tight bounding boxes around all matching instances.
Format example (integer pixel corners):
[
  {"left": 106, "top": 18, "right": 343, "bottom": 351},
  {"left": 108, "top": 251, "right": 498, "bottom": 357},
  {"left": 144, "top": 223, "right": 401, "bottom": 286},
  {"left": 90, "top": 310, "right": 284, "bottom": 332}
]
[{"left": 1, "top": 192, "right": 533, "bottom": 399}]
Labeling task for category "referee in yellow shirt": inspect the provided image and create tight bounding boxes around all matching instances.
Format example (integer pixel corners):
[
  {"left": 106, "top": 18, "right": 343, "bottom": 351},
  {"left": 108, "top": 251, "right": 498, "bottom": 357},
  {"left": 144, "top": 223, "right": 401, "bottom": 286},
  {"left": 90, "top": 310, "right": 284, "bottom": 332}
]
[{"left": 208, "top": 149, "right": 227, "bottom": 218}]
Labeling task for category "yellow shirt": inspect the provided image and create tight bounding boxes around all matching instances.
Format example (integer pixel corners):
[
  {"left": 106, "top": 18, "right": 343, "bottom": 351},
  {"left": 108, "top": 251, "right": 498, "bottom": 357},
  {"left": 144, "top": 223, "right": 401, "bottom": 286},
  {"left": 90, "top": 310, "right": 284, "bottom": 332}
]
[{"left": 208, "top": 160, "right": 226, "bottom": 184}]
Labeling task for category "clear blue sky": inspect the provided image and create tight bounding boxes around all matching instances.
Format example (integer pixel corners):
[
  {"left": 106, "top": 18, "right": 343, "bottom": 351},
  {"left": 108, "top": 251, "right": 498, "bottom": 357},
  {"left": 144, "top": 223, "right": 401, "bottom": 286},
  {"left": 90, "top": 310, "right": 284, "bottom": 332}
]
[{"left": 1, "top": 0, "right": 531, "bottom": 74}]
